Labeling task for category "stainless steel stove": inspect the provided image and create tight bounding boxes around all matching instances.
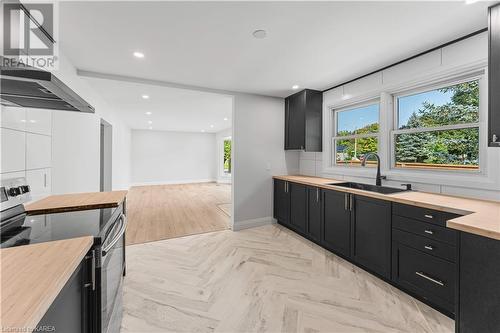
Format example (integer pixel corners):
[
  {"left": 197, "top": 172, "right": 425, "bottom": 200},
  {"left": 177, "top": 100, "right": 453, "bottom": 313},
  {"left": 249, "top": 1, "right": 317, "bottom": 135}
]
[{"left": 1, "top": 177, "right": 126, "bottom": 333}]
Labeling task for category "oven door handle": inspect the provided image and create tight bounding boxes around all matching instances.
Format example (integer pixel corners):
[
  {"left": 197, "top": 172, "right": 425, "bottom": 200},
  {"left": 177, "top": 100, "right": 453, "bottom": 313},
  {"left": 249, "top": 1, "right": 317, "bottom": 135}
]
[{"left": 102, "top": 214, "right": 127, "bottom": 256}]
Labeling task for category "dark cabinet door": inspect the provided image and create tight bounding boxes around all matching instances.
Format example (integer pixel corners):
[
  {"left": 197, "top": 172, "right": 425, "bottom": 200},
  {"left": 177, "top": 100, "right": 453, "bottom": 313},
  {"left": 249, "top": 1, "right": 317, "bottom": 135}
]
[
  {"left": 352, "top": 195, "right": 391, "bottom": 279},
  {"left": 307, "top": 187, "right": 321, "bottom": 243},
  {"left": 289, "top": 182, "right": 307, "bottom": 234},
  {"left": 489, "top": 3, "right": 500, "bottom": 147},
  {"left": 285, "top": 91, "right": 306, "bottom": 150},
  {"left": 274, "top": 179, "right": 290, "bottom": 226},
  {"left": 321, "top": 190, "right": 351, "bottom": 258},
  {"left": 36, "top": 255, "right": 93, "bottom": 332}
]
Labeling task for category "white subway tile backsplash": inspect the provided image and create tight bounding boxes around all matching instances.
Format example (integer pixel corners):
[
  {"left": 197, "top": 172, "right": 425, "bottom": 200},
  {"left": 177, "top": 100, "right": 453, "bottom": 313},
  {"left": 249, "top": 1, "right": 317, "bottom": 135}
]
[
  {"left": 441, "top": 185, "right": 500, "bottom": 201},
  {"left": 300, "top": 151, "right": 316, "bottom": 160},
  {"left": 299, "top": 159, "right": 316, "bottom": 177}
]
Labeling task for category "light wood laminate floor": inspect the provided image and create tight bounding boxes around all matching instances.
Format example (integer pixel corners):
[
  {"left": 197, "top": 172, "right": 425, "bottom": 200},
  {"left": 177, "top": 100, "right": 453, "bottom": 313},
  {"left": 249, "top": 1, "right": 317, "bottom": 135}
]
[
  {"left": 121, "top": 224, "right": 454, "bottom": 333},
  {"left": 126, "top": 183, "right": 231, "bottom": 245}
]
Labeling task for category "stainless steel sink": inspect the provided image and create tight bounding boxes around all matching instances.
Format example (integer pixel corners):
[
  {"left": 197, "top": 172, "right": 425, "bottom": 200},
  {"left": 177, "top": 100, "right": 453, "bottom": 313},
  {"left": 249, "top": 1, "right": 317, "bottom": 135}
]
[{"left": 327, "top": 182, "right": 409, "bottom": 194}]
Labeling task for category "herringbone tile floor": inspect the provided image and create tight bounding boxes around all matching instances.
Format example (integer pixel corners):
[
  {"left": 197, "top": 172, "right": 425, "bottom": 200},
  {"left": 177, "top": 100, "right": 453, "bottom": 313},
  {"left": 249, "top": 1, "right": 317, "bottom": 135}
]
[{"left": 121, "top": 224, "right": 454, "bottom": 333}]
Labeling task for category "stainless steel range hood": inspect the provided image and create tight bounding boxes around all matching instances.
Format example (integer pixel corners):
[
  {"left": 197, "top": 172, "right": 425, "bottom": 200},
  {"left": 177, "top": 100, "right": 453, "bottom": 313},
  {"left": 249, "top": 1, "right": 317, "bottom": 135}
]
[{"left": 0, "top": 66, "right": 95, "bottom": 113}]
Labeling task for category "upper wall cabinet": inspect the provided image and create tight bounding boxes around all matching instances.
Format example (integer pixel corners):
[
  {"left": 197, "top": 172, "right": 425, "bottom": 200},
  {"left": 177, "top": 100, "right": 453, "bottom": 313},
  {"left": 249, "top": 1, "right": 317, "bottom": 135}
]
[
  {"left": 489, "top": 3, "right": 500, "bottom": 147},
  {"left": 284, "top": 89, "right": 322, "bottom": 151}
]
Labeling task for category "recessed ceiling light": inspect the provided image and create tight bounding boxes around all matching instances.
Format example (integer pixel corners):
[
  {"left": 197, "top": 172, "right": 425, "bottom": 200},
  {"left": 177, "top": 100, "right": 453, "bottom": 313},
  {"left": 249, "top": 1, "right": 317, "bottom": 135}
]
[
  {"left": 292, "top": 85, "right": 300, "bottom": 90},
  {"left": 224, "top": 117, "right": 228, "bottom": 121},
  {"left": 210, "top": 124, "right": 214, "bottom": 128},
  {"left": 201, "top": 129, "right": 205, "bottom": 133},
  {"left": 149, "top": 127, "right": 153, "bottom": 130},
  {"left": 145, "top": 111, "right": 152, "bottom": 115},
  {"left": 148, "top": 120, "right": 153, "bottom": 124},
  {"left": 252, "top": 29, "right": 267, "bottom": 39},
  {"left": 20, "top": 119, "right": 26, "bottom": 123},
  {"left": 133, "top": 51, "right": 145, "bottom": 58},
  {"left": 142, "top": 94, "right": 149, "bottom": 99},
  {"left": 29, "top": 120, "right": 36, "bottom": 123}
]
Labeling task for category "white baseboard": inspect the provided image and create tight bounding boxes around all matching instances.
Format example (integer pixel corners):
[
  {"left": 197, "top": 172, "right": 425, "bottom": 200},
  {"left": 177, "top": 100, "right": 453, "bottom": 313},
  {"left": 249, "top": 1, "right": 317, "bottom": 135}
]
[
  {"left": 232, "top": 216, "right": 276, "bottom": 231},
  {"left": 216, "top": 179, "right": 232, "bottom": 184},
  {"left": 131, "top": 178, "right": 216, "bottom": 187}
]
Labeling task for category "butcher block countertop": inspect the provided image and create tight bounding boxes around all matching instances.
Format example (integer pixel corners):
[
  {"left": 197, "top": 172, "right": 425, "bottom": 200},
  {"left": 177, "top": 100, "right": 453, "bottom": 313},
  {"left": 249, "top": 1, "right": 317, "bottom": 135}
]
[
  {"left": 24, "top": 190, "right": 128, "bottom": 214},
  {"left": 0, "top": 236, "right": 93, "bottom": 332},
  {"left": 274, "top": 175, "right": 500, "bottom": 241}
]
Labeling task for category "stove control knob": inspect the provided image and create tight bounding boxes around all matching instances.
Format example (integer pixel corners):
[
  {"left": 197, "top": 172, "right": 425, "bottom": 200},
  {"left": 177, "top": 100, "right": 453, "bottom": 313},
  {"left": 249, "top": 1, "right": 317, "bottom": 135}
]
[
  {"left": 20, "top": 185, "right": 30, "bottom": 193},
  {"left": 8, "top": 187, "right": 21, "bottom": 196}
]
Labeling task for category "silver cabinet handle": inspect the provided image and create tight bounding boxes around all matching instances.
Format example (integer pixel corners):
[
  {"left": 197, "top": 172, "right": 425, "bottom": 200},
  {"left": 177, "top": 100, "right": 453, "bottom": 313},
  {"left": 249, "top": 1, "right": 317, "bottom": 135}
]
[
  {"left": 424, "top": 229, "right": 434, "bottom": 235},
  {"left": 424, "top": 214, "right": 434, "bottom": 219},
  {"left": 316, "top": 188, "right": 319, "bottom": 202},
  {"left": 424, "top": 245, "right": 434, "bottom": 251},
  {"left": 415, "top": 271, "right": 444, "bottom": 286},
  {"left": 43, "top": 173, "right": 47, "bottom": 188},
  {"left": 344, "top": 193, "right": 348, "bottom": 211}
]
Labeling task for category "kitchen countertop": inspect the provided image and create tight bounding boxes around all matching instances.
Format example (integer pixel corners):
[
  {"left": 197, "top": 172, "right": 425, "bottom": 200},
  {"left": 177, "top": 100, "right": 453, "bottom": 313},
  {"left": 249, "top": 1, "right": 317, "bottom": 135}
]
[
  {"left": 24, "top": 190, "right": 128, "bottom": 214},
  {"left": 0, "top": 236, "right": 94, "bottom": 332},
  {"left": 274, "top": 175, "right": 500, "bottom": 241}
]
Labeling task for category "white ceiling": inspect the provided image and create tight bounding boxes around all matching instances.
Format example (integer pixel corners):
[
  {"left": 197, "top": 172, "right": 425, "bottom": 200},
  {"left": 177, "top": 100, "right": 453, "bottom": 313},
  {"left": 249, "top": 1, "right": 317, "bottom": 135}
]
[
  {"left": 59, "top": 1, "right": 494, "bottom": 98},
  {"left": 83, "top": 77, "right": 233, "bottom": 132}
]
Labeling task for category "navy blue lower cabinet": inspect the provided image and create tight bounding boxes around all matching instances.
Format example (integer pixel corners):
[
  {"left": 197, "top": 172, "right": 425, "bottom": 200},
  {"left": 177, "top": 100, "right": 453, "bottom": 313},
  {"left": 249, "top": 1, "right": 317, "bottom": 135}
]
[
  {"left": 273, "top": 179, "right": 290, "bottom": 227},
  {"left": 458, "top": 232, "right": 500, "bottom": 332},
  {"left": 351, "top": 195, "right": 392, "bottom": 279},
  {"left": 306, "top": 186, "right": 321, "bottom": 243},
  {"left": 321, "top": 189, "right": 351, "bottom": 258},
  {"left": 36, "top": 252, "right": 94, "bottom": 332},
  {"left": 289, "top": 182, "right": 307, "bottom": 234}
]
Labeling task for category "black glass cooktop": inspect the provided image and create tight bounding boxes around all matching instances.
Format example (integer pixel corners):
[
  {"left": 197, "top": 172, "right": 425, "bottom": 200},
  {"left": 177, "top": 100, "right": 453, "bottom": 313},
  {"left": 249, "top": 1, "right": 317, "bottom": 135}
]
[{"left": 1, "top": 206, "right": 119, "bottom": 248}]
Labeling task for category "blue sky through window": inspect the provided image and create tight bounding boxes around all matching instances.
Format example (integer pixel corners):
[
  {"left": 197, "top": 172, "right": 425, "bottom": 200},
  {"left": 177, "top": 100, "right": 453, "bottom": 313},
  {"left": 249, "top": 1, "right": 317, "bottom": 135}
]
[
  {"left": 337, "top": 104, "right": 379, "bottom": 134},
  {"left": 398, "top": 89, "right": 453, "bottom": 128}
]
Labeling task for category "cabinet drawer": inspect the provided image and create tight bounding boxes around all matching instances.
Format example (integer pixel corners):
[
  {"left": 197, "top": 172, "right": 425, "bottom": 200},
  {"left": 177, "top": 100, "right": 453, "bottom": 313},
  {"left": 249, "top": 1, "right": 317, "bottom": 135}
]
[
  {"left": 393, "top": 215, "right": 457, "bottom": 246},
  {"left": 393, "top": 243, "right": 455, "bottom": 313},
  {"left": 393, "top": 228, "right": 455, "bottom": 262},
  {"left": 393, "top": 203, "right": 458, "bottom": 227}
]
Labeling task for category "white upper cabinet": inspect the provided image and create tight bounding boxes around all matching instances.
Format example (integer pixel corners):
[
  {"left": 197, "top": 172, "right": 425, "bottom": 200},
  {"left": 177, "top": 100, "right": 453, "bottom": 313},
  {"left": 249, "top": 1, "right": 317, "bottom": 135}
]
[
  {"left": 1, "top": 107, "right": 27, "bottom": 131},
  {"left": 26, "top": 109, "right": 52, "bottom": 136},
  {"left": 1, "top": 128, "right": 26, "bottom": 173},
  {"left": 26, "top": 133, "right": 51, "bottom": 169}
]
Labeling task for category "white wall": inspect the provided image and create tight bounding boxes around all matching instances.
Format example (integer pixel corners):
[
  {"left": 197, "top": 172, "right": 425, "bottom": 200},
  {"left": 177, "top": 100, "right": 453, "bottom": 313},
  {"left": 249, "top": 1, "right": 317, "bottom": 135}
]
[
  {"left": 301, "top": 32, "right": 500, "bottom": 201},
  {"left": 215, "top": 128, "right": 232, "bottom": 184},
  {"left": 232, "top": 94, "right": 299, "bottom": 230},
  {"left": 1, "top": 107, "right": 53, "bottom": 201},
  {"left": 50, "top": 52, "right": 131, "bottom": 194},
  {"left": 131, "top": 129, "right": 216, "bottom": 185}
]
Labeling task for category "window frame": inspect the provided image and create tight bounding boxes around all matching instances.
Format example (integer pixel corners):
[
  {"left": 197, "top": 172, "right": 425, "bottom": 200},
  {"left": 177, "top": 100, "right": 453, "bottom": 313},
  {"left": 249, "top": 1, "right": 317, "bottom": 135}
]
[
  {"left": 390, "top": 74, "right": 483, "bottom": 174},
  {"left": 332, "top": 99, "right": 381, "bottom": 167}
]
